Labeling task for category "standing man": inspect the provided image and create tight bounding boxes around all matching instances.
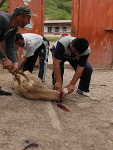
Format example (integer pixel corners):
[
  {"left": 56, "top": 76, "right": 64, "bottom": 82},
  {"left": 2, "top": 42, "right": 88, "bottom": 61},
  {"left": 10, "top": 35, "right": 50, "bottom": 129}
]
[
  {"left": 15, "top": 33, "right": 49, "bottom": 83},
  {"left": 0, "top": 6, "right": 36, "bottom": 95},
  {"left": 52, "top": 36, "right": 93, "bottom": 96}
]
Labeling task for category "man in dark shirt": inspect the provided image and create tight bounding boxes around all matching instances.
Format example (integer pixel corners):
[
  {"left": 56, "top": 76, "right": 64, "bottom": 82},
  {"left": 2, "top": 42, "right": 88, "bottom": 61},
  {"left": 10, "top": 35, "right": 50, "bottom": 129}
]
[
  {"left": 52, "top": 36, "right": 93, "bottom": 96},
  {"left": 0, "top": 6, "right": 36, "bottom": 95}
]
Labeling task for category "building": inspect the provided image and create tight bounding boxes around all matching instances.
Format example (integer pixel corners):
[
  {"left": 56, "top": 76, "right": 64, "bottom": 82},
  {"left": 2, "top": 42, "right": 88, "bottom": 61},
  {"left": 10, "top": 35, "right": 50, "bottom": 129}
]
[{"left": 44, "top": 20, "right": 71, "bottom": 37}]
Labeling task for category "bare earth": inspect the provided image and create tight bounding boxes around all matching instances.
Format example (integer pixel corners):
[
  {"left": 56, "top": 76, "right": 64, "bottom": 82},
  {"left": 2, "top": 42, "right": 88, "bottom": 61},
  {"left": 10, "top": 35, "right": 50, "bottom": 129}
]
[{"left": 1, "top": 64, "right": 113, "bottom": 150}]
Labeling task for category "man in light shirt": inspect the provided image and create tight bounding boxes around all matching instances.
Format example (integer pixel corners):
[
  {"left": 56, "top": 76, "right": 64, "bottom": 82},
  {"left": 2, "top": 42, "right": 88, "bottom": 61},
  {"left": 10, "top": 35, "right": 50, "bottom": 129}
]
[{"left": 15, "top": 33, "right": 49, "bottom": 83}]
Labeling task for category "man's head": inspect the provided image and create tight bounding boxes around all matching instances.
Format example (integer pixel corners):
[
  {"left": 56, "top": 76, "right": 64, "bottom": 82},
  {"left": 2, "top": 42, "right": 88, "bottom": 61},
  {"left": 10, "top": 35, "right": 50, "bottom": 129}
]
[
  {"left": 12, "top": 6, "right": 37, "bottom": 28},
  {"left": 63, "top": 30, "right": 67, "bottom": 33},
  {"left": 15, "top": 33, "right": 24, "bottom": 47},
  {"left": 13, "top": 6, "right": 37, "bottom": 17},
  {"left": 70, "top": 38, "right": 89, "bottom": 55}
]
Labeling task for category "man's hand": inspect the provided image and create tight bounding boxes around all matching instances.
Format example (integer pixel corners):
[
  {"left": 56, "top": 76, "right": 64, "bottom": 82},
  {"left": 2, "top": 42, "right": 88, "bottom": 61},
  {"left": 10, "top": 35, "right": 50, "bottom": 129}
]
[
  {"left": 65, "top": 84, "right": 75, "bottom": 94},
  {"left": 13, "top": 62, "right": 19, "bottom": 71},
  {"left": 18, "top": 57, "right": 28, "bottom": 70},
  {"left": 54, "top": 81, "right": 62, "bottom": 92},
  {"left": 2, "top": 57, "right": 13, "bottom": 70},
  {"left": 9, "top": 62, "right": 19, "bottom": 75}
]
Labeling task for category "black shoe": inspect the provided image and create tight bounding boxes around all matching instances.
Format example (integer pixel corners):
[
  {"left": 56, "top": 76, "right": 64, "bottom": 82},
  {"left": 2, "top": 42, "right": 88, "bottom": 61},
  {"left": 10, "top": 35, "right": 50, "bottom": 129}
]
[{"left": 0, "top": 89, "right": 12, "bottom": 96}]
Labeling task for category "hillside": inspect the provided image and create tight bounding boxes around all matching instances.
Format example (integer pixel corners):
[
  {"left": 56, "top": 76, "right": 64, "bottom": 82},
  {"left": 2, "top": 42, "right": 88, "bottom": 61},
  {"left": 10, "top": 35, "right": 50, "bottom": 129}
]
[
  {"left": 45, "top": 0, "right": 72, "bottom": 20},
  {"left": 0, "top": 0, "right": 72, "bottom": 20}
]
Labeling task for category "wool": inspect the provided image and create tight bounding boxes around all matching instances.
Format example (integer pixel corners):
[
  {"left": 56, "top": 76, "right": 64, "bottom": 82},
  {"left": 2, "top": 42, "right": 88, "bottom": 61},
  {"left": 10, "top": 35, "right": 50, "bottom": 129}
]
[{"left": 12, "top": 71, "right": 60, "bottom": 101}]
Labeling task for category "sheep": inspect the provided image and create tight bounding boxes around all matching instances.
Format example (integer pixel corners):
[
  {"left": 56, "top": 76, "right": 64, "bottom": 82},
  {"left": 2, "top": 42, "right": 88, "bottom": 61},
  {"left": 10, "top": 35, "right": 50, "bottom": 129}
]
[{"left": 12, "top": 71, "right": 61, "bottom": 101}]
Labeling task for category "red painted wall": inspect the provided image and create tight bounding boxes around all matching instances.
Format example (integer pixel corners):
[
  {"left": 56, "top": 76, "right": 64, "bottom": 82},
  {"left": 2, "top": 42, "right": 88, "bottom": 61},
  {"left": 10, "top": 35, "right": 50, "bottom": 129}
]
[
  {"left": 72, "top": 0, "right": 113, "bottom": 68},
  {"left": 8, "top": 0, "right": 44, "bottom": 35}
]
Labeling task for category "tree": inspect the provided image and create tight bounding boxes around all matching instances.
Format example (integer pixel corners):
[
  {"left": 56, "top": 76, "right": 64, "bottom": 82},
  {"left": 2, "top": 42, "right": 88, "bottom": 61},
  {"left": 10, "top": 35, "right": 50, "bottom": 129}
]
[{"left": 0, "top": 0, "right": 6, "bottom": 8}]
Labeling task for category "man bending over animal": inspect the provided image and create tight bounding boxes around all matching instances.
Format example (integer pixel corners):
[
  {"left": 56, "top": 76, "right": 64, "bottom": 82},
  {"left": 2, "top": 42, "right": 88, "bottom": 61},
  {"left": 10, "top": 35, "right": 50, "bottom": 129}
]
[
  {"left": 51, "top": 36, "right": 93, "bottom": 96},
  {"left": 15, "top": 33, "right": 49, "bottom": 83}
]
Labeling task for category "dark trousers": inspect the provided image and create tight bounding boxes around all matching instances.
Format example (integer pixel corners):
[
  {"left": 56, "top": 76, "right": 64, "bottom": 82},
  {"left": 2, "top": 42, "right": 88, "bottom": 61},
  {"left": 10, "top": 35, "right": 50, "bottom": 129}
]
[
  {"left": 52, "top": 58, "right": 93, "bottom": 92},
  {"left": 23, "top": 40, "right": 49, "bottom": 82}
]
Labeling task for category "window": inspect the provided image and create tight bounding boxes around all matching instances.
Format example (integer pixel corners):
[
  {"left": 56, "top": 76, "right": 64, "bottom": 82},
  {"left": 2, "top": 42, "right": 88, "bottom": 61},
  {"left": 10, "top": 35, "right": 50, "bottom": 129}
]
[
  {"left": 63, "top": 27, "right": 67, "bottom": 31},
  {"left": 48, "top": 27, "right": 52, "bottom": 32},
  {"left": 55, "top": 27, "right": 59, "bottom": 32}
]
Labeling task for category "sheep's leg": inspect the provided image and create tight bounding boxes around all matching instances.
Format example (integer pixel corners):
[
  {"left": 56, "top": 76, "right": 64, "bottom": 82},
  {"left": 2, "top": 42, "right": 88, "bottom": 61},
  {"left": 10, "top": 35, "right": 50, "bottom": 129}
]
[
  {"left": 14, "top": 74, "right": 21, "bottom": 84},
  {"left": 18, "top": 71, "right": 29, "bottom": 82}
]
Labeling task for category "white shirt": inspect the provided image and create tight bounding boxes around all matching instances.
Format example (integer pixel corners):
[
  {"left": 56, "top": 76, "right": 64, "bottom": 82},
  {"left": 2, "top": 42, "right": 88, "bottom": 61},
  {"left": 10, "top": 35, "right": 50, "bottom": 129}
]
[{"left": 22, "top": 33, "right": 43, "bottom": 57}]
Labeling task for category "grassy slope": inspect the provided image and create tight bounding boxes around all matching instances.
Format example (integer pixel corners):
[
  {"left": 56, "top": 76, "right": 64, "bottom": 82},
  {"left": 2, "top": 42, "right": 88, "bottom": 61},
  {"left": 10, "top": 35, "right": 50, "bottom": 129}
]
[{"left": 0, "top": 0, "right": 8, "bottom": 11}]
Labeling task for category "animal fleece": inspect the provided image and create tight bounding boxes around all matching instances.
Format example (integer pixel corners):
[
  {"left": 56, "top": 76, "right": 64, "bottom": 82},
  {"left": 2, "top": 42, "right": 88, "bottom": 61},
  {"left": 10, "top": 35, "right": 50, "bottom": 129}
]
[{"left": 12, "top": 71, "right": 60, "bottom": 101}]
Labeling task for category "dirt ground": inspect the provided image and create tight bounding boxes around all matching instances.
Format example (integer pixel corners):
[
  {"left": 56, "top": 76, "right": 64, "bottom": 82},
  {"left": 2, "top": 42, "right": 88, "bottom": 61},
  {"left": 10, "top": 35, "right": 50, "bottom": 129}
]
[{"left": 1, "top": 62, "right": 113, "bottom": 150}]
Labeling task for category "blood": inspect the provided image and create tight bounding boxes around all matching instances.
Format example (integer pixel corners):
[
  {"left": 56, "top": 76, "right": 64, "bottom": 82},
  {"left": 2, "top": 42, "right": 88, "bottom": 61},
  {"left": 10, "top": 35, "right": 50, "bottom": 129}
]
[
  {"left": 57, "top": 92, "right": 70, "bottom": 112},
  {"left": 57, "top": 104, "right": 70, "bottom": 112}
]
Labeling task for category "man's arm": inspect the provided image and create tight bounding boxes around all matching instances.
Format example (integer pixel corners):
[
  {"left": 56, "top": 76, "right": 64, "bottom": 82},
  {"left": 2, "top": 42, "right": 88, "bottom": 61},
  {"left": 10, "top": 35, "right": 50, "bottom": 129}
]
[
  {"left": 66, "top": 65, "right": 84, "bottom": 94},
  {"left": 53, "top": 58, "right": 62, "bottom": 91},
  {"left": 53, "top": 41, "right": 65, "bottom": 91},
  {"left": 0, "top": 45, "right": 14, "bottom": 70},
  {"left": 0, "top": 17, "right": 9, "bottom": 60},
  {"left": 18, "top": 57, "right": 28, "bottom": 70},
  {"left": 0, "top": 45, "right": 7, "bottom": 59},
  {"left": 5, "top": 29, "right": 18, "bottom": 63},
  {"left": 66, "top": 54, "right": 90, "bottom": 93},
  {"left": 1, "top": 57, "right": 13, "bottom": 70}
]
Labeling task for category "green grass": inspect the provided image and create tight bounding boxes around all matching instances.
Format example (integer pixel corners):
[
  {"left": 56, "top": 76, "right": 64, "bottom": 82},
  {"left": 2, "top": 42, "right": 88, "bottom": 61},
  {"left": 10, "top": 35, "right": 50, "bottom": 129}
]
[{"left": 46, "top": 37, "right": 61, "bottom": 42}]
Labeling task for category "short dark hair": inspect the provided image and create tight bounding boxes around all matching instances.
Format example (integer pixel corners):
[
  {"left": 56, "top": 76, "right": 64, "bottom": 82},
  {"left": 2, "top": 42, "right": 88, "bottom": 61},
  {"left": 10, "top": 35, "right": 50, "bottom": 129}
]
[
  {"left": 13, "top": 6, "right": 37, "bottom": 17},
  {"left": 72, "top": 38, "right": 89, "bottom": 53},
  {"left": 15, "top": 33, "right": 23, "bottom": 42}
]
